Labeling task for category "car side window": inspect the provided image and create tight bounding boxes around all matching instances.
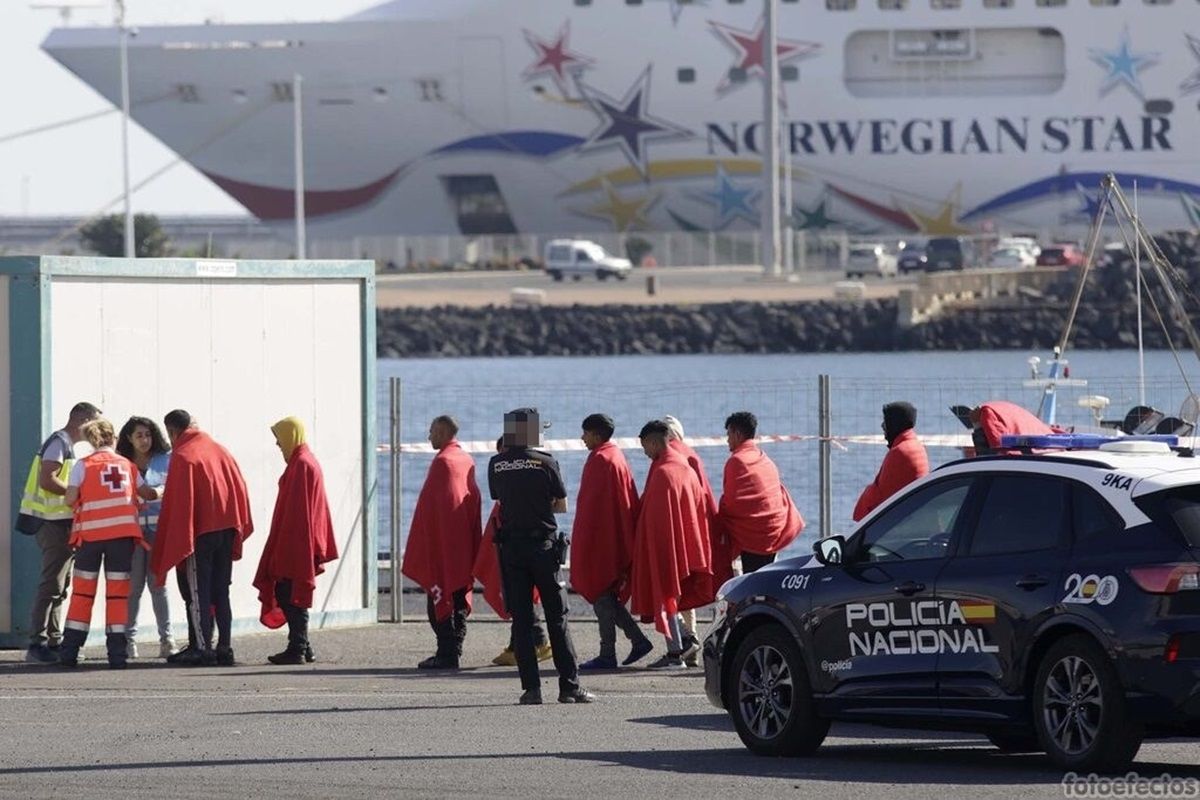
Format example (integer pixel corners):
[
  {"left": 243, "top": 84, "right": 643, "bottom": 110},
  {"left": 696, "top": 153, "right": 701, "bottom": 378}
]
[
  {"left": 857, "top": 478, "right": 972, "bottom": 563},
  {"left": 575, "top": 249, "right": 593, "bottom": 263},
  {"left": 1073, "top": 483, "right": 1123, "bottom": 541},
  {"left": 966, "top": 474, "right": 1068, "bottom": 556}
]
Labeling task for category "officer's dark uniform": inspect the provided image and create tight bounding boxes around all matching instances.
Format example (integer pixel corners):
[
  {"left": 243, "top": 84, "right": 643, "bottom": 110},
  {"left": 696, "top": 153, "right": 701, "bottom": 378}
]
[{"left": 488, "top": 445, "right": 582, "bottom": 698}]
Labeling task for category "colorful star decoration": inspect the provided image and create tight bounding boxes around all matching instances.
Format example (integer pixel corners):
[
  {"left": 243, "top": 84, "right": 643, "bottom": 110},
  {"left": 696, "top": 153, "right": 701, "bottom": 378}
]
[
  {"left": 576, "top": 179, "right": 661, "bottom": 232},
  {"left": 1073, "top": 182, "right": 1105, "bottom": 221},
  {"left": 659, "top": 0, "right": 709, "bottom": 24},
  {"left": 709, "top": 15, "right": 820, "bottom": 95},
  {"left": 522, "top": 21, "right": 595, "bottom": 92},
  {"left": 695, "top": 165, "right": 760, "bottom": 228},
  {"left": 1088, "top": 27, "right": 1160, "bottom": 100},
  {"left": 792, "top": 197, "right": 840, "bottom": 231},
  {"left": 902, "top": 186, "right": 969, "bottom": 236},
  {"left": 576, "top": 66, "right": 692, "bottom": 180},
  {"left": 1182, "top": 34, "right": 1200, "bottom": 96},
  {"left": 1181, "top": 193, "right": 1200, "bottom": 230}
]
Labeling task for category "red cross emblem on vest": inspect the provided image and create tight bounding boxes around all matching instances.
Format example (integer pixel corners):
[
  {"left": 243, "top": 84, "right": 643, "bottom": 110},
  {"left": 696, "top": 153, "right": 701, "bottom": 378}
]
[{"left": 101, "top": 464, "right": 128, "bottom": 493}]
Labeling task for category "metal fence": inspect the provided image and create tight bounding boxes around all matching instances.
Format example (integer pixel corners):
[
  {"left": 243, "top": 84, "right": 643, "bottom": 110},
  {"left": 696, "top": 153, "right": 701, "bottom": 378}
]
[{"left": 377, "top": 365, "right": 1200, "bottom": 622}]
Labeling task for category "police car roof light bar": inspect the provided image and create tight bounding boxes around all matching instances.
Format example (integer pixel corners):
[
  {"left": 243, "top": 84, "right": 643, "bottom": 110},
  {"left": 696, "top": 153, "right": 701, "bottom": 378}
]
[{"left": 999, "top": 433, "right": 1179, "bottom": 450}]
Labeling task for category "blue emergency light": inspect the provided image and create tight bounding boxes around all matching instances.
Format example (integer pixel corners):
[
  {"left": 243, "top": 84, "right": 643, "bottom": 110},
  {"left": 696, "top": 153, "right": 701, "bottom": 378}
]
[{"left": 998, "top": 433, "right": 1180, "bottom": 449}]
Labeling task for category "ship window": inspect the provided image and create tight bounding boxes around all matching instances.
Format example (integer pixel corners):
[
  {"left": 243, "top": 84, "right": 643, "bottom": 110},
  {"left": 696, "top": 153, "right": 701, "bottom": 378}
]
[
  {"left": 728, "top": 0, "right": 745, "bottom": 5},
  {"left": 781, "top": 65, "right": 799, "bottom": 81},
  {"left": 879, "top": 0, "right": 907, "bottom": 9},
  {"left": 846, "top": 26, "right": 1065, "bottom": 98},
  {"left": 625, "top": 0, "right": 643, "bottom": 5},
  {"left": 440, "top": 175, "right": 518, "bottom": 235},
  {"left": 1036, "top": 0, "right": 1066, "bottom": 5},
  {"left": 1090, "top": 0, "right": 1118, "bottom": 5},
  {"left": 1144, "top": 0, "right": 1171, "bottom": 4},
  {"left": 932, "top": 0, "right": 961, "bottom": 7},
  {"left": 827, "top": 0, "right": 857, "bottom": 7},
  {"left": 677, "top": 67, "right": 696, "bottom": 83},
  {"left": 573, "top": 0, "right": 591, "bottom": 6},
  {"left": 727, "top": 67, "right": 748, "bottom": 83},
  {"left": 175, "top": 83, "right": 201, "bottom": 103},
  {"left": 983, "top": 0, "right": 1015, "bottom": 6},
  {"left": 271, "top": 81, "right": 294, "bottom": 102}
]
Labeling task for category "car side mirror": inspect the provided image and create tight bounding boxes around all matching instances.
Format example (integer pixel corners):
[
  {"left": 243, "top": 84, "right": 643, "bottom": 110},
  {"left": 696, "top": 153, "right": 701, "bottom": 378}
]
[{"left": 813, "top": 535, "right": 846, "bottom": 567}]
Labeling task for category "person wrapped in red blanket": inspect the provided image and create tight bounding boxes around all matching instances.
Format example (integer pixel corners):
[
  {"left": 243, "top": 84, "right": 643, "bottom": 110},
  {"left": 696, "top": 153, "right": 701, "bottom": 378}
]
[
  {"left": 402, "top": 415, "right": 482, "bottom": 670},
  {"left": 970, "top": 401, "right": 1056, "bottom": 456},
  {"left": 151, "top": 409, "right": 253, "bottom": 667},
  {"left": 254, "top": 417, "right": 338, "bottom": 665},
  {"left": 853, "top": 402, "right": 930, "bottom": 521},
  {"left": 717, "top": 411, "right": 804, "bottom": 572},
  {"left": 630, "top": 419, "right": 713, "bottom": 671},
  {"left": 571, "top": 414, "right": 653, "bottom": 670}
]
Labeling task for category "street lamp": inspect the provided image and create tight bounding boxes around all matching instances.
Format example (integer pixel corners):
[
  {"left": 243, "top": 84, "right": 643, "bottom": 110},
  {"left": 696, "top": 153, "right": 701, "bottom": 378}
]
[{"left": 116, "top": 0, "right": 135, "bottom": 258}]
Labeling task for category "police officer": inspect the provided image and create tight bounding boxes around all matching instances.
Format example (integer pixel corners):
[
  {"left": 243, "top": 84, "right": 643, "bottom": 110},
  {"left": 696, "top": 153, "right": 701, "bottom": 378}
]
[{"left": 488, "top": 408, "right": 594, "bottom": 706}]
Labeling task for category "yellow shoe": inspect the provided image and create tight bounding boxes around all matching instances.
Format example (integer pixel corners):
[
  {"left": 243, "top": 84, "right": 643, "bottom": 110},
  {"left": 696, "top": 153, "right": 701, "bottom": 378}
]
[
  {"left": 492, "top": 647, "right": 517, "bottom": 667},
  {"left": 535, "top": 644, "right": 553, "bottom": 662}
]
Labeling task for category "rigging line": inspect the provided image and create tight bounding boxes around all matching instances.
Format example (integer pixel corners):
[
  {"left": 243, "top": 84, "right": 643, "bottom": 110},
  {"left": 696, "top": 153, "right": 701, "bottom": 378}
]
[
  {"left": 49, "top": 100, "right": 273, "bottom": 248},
  {"left": 1108, "top": 197, "right": 1197, "bottom": 401},
  {"left": 1054, "top": 175, "right": 1113, "bottom": 358},
  {"left": 0, "top": 92, "right": 176, "bottom": 147}
]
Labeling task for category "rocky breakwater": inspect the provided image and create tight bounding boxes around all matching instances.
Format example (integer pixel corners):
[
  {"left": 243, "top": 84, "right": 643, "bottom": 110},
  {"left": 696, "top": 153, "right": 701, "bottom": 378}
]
[{"left": 376, "top": 232, "right": 1200, "bottom": 357}]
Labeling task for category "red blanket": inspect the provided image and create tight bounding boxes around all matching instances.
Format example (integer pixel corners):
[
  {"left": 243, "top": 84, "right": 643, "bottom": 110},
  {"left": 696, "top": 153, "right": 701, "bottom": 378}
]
[
  {"left": 253, "top": 444, "right": 339, "bottom": 628},
  {"left": 630, "top": 448, "right": 714, "bottom": 632},
  {"left": 402, "top": 441, "right": 482, "bottom": 622},
  {"left": 473, "top": 505, "right": 509, "bottom": 618},
  {"left": 853, "top": 429, "right": 929, "bottom": 521},
  {"left": 718, "top": 442, "right": 803, "bottom": 555},
  {"left": 570, "top": 441, "right": 640, "bottom": 604},
  {"left": 669, "top": 439, "right": 732, "bottom": 592},
  {"left": 979, "top": 401, "right": 1055, "bottom": 452},
  {"left": 151, "top": 429, "right": 254, "bottom": 588}
]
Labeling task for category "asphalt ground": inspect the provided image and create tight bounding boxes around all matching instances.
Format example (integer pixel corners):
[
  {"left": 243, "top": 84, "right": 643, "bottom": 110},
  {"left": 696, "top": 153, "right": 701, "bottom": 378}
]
[
  {"left": 374, "top": 266, "right": 906, "bottom": 308},
  {"left": 3, "top": 620, "right": 1200, "bottom": 799}
]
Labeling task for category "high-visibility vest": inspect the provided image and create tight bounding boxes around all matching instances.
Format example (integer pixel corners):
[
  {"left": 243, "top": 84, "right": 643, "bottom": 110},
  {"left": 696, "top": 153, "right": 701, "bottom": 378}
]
[
  {"left": 18, "top": 432, "right": 74, "bottom": 522},
  {"left": 71, "top": 450, "right": 144, "bottom": 547}
]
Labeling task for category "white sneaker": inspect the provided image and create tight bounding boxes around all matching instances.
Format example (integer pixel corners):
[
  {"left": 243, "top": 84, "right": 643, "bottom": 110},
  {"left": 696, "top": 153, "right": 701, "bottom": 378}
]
[
  {"left": 159, "top": 640, "right": 179, "bottom": 659},
  {"left": 646, "top": 654, "right": 687, "bottom": 670},
  {"left": 126, "top": 640, "right": 138, "bottom": 659}
]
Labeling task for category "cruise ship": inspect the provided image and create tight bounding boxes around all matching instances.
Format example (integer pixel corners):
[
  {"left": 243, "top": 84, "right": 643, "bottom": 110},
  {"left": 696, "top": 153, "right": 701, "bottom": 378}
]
[{"left": 42, "top": 0, "right": 1200, "bottom": 238}]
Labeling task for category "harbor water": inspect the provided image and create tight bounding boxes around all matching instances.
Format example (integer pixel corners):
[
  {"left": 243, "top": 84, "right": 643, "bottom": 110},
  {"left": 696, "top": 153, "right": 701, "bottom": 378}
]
[{"left": 377, "top": 350, "right": 1199, "bottom": 561}]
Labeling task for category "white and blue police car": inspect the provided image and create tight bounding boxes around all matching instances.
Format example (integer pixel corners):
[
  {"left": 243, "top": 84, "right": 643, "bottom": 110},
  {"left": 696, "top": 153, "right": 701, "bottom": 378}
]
[{"left": 704, "top": 434, "right": 1200, "bottom": 771}]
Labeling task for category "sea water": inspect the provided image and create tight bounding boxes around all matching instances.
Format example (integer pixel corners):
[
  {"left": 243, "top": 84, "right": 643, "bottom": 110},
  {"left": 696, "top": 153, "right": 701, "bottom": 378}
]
[{"left": 377, "top": 350, "right": 1199, "bottom": 560}]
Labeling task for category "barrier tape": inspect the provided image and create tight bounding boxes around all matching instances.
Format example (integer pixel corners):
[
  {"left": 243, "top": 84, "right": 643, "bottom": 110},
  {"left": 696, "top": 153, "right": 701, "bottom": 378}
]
[{"left": 375, "top": 432, "right": 973, "bottom": 455}]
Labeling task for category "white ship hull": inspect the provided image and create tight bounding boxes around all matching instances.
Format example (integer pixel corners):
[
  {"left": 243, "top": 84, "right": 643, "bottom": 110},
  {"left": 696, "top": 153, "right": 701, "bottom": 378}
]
[{"left": 43, "top": 0, "right": 1200, "bottom": 237}]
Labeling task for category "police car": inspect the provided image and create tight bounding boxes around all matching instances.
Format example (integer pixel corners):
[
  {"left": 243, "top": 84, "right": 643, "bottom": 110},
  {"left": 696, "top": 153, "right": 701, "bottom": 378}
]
[{"left": 703, "top": 434, "right": 1200, "bottom": 771}]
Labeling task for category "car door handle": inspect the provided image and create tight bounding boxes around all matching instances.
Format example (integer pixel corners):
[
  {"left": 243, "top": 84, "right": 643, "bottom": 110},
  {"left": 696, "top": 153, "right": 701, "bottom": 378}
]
[
  {"left": 1016, "top": 575, "right": 1049, "bottom": 590},
  {"left": 893, "top": 581, "right": 926, "bottom": 596}
]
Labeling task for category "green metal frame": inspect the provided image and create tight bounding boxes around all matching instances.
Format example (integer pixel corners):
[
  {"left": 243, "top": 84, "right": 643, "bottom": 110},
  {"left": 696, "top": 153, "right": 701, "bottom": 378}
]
[{"left": 0, "top": 256, "right": 378, "bottom": 648}]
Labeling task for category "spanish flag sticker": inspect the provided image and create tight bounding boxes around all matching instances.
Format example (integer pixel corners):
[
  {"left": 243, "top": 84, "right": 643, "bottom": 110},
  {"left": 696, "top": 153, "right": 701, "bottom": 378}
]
[{"left": 958, "top": 600, "right": 997, "bottom": 624}]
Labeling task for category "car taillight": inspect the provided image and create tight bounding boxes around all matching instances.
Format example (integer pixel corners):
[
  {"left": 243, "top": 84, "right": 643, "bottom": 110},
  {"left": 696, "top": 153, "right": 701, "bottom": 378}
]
[
  {"left": 1166, "top": 635, "right": 1182, "bottom": 663},
  {"left": 1128, "top": 564, "right": 1200, "bottom": 593}
]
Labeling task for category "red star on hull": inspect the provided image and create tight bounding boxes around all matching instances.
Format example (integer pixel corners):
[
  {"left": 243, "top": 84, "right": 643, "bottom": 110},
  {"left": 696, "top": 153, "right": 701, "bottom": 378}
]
[
  {"left": 523, "top": 21, "right": 595, "bottom": 92},
  {"left": 709, "top": 15, "right": 820, "bottom": 95}
]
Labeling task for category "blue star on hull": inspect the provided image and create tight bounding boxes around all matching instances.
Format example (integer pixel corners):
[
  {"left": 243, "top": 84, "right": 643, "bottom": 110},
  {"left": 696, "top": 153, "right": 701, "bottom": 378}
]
[
  {"left": 576, "top": 66, "right": 692, "bottom": 180},
  {"left": 1088, "top": 27, "right": 1160, "bottom": 99},
  {"left": 694, "top": 165, "right": 760, "bottom": 228}
]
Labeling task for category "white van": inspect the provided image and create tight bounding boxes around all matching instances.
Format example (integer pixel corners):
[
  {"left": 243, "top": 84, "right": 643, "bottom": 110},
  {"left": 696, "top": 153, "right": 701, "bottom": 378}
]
[{"left": 543, "top": 239, "right": 633, "bottom": 281}]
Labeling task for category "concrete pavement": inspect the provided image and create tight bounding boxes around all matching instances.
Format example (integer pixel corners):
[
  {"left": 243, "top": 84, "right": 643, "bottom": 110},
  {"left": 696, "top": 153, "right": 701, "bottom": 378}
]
[{"left": 1, "top": 621, "right": 1198, "bottom": 799}]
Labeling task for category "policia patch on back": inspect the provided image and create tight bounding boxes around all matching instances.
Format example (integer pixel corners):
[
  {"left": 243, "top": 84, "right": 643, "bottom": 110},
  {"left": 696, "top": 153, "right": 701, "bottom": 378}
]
[{"left": 487, "top": 447, "right": 566, "bottom": 536}]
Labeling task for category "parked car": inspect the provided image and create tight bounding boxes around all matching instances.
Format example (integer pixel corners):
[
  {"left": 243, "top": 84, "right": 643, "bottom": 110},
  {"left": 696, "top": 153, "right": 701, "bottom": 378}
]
[
  {"left": 988, "top": 246, "right": 1037, "bottom": 270},
  {"left": 997, "top": 236, "right": 1041, "bottom": 257},
  {"left": 845, "top": 243, "right": 898, "bottom": 279},
  {"left": 542, "top": 239, "right": 632, "bottom": 281},
  {"left": 704, "top": 436, "right": 1200, "bottom": 772},
  {"left": 1036, "top": 244, "right": 1086, "bottom": 268},
  {"left": 924, "top": 237, "right": 976, "bottom": 271},
  {"left": 897, "top": 241, "right": 928, "bottom": 275}
]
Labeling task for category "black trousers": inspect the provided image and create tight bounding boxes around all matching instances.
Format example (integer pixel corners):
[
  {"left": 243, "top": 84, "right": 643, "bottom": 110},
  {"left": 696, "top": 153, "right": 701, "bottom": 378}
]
[
  {"left": 191, "top": 529, "right": 235, "bottom": 651},
  {"left": 499, "top": 535, "right": 579, "bottom": 693},
  {"left": 426, "top": 588, "right": 468, "bottom": 661},
  {"left": 741, "top": 551, "right": 777, "bottom": 574},
  {"left": 275, "top": 580, "right": 310, "bottom": 651},
  {"left": 176, "top": 567, "right": 197, "bottom": 650}
]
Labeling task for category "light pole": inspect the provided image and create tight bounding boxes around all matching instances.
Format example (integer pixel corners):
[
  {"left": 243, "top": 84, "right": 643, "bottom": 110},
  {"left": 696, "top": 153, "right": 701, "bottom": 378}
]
[
  {"left": 760, "top": 0, "right": 781, "bottom": 278},
  {"left": 116, "top": 0, "right": 134, "bottom": 258},
  {"left": 294, "top": 73, "right": 307, "bottom": 260}
]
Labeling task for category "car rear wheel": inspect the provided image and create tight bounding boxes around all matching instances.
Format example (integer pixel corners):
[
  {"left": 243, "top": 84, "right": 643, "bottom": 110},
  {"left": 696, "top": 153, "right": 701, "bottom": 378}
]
[
  {"left": 727, "top": 624, "right": 829, "bottom": 757},
  {"left": 1033, "top": 634, "right": 1143, "bottom": 771},
  {"left": 549, "top": 270, "right": 563, "bottom": 282},
  {"left": 596, "top": 270, "right": 608, "bottom": 281}
]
